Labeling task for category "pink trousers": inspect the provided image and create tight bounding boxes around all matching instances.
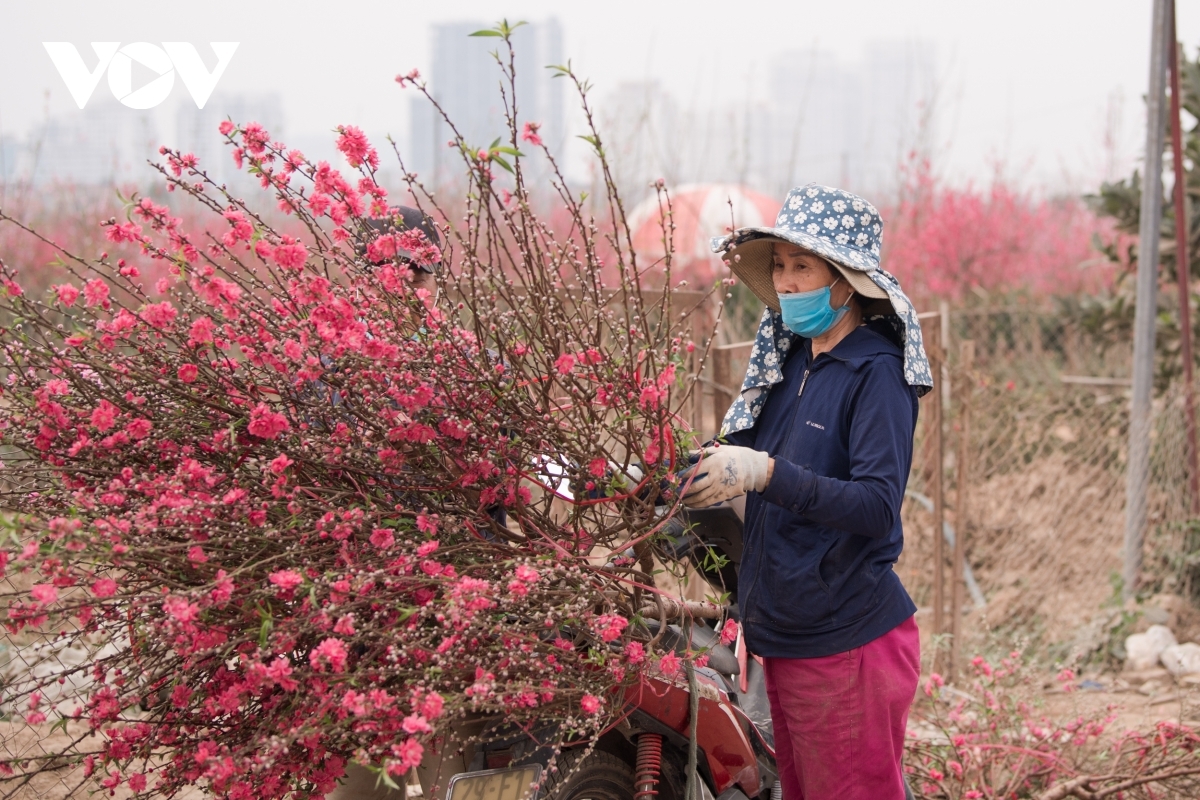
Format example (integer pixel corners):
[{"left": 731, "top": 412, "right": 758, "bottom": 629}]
[{"left": 762, "top": 616, "right": 920, "bottom": 800}]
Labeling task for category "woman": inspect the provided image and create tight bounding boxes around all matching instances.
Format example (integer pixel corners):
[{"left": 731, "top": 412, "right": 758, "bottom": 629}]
[{"left": 681, "top": 184, "right": 932, "bottom": 800}]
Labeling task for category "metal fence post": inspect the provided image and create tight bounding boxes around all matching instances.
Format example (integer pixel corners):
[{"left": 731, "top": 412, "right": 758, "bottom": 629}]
[{"left": 1125, "top": 0, "right": 1171, "bottom": 600}]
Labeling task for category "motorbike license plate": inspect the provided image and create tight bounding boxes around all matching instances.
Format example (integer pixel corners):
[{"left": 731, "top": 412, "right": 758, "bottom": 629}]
[{"left": 446, "top": 765, "right": 542, "bottom": 800}]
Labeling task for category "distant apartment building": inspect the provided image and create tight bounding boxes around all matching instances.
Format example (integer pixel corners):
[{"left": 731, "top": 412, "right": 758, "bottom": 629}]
[
  {"left": 766, "top": 41, "right": 938, "bottom": 195},
  {"left": 0, "top": 92, "right": 285, "bottom": 189},
  {"left": 409, "top": 19, "right": 565, "bottom": 186},
  {"left": 602, "top": 40, "right": 937, "bottom": 202},
  {"left": 176, "top": 93, "right": 286, "bottom": 188},
  {"left": 17, "top": 101, "right": 160, "bottom": 186},
  {"left": 0, "top": 134, "right": 20, "bottom": 184}
]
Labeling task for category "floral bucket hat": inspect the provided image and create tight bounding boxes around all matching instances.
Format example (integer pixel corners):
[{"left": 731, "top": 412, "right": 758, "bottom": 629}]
[{"left": 709, "top": 183, "right": 933, "bottom": 436}]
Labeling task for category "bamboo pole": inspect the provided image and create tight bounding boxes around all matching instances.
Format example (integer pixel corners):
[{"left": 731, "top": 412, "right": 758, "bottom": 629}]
[
  {"left": 1168, "top": 0, "right": 1200, "bottom": 516},
  {"left": 689, "top": 302, "right": 708, "bottom": 433},
  {"left": 950, "top": 339, "right": 974, "bottom": 680},
  {"left": 712, "top": 346, "right": 733, "bottom": 436},
  {"left": 928, "top": 322, "right": 946, "bottom": 673}
]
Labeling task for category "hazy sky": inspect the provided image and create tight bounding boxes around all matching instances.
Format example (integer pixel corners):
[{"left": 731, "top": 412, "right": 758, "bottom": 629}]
[{"left": 1, "top": 0, "right": 1196, "bottom": 195}]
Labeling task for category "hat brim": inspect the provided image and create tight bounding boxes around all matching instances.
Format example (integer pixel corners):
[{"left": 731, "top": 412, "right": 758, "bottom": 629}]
[{"left": 725, "top": 235, "right": 892, "bottom": 315}]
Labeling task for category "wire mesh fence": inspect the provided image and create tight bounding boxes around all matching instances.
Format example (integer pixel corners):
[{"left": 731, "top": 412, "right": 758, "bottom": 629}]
[{"left": 898, "top": 304, "right": 1200, "bottom": 670}]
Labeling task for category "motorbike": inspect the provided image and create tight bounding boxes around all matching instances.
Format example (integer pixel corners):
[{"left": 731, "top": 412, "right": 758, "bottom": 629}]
[
  {"left": 426, "top": 493, "right": 917, "bottom": 800},
  {"left": 420, "top": 502, "right": 771, "bottom": 800}
]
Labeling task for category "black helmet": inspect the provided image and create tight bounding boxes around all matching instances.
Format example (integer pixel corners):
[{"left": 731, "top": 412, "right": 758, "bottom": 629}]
[{"left": 356, "top": 206, "right": 442, "bottom": 273}]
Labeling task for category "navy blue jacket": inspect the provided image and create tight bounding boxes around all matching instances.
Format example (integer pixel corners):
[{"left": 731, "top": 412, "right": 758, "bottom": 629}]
[{"left": 724, "top": 320, "right": 918, "bottom": 658}]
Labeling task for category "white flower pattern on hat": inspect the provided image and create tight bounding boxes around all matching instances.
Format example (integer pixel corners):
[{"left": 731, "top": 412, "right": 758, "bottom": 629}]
[{"left": 708, "top": 183, "right": 933, "bottom": 436}]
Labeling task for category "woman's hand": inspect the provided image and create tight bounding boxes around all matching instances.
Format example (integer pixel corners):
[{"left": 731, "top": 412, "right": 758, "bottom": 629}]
[{"left": 680, "top": 445, "right": 771, "bottom": 508}]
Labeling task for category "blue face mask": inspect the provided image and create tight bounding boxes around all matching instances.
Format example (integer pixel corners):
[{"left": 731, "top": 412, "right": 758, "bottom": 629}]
[{"left": 778, "top": 279, "right": 850, "bottom": 338}]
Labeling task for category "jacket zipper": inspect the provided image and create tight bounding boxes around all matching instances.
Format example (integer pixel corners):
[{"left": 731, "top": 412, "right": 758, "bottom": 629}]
[{"left": 740, "top": 360, "right": 818, "bottom": 626}]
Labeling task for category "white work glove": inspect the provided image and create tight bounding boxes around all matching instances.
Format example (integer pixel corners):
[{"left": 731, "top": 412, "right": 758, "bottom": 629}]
[{"left": 680, "top": 445, "right": 770, "bottom": 508}]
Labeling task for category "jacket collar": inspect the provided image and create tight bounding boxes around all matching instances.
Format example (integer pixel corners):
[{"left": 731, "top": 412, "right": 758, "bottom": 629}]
[{"left": 803, "top": 320, "right": 903, "bottom": 372}]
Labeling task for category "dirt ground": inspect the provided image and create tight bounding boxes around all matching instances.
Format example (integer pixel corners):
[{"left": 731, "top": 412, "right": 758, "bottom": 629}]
[
  {"left": 1036, "top": 670, "right": 1200, "bottom": 733},
  {"left": 898, "top": 449, "right": 1200, "bottom": 668}
]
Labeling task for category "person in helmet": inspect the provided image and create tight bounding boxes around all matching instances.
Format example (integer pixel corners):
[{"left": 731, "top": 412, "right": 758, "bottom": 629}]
[{"left": 355, "top": 205, "right": 443, "bottom": 297}]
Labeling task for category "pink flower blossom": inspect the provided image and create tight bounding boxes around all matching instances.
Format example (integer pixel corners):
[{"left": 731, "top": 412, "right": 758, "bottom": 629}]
[
  {"left": 268, "top": 569, "right": 303, "bottom": 592},
  {"left": 30, "top": 584, "right": 58, "bottom": 605},
  {"left": 90, "top": 400, "right": 119, "bottom": 432},
  {"left": 248, "top": 404, "right": 290, "bottom": 440},
  {"left": 162, "top": 595, "right": 200, "bottom": 623},
  {"left": 83, "top": 279, "right": 110, "bottom": 309},
  {"left": 53, "top": 284, "right": 80, "bottom": 306},
  {"left": 341, "top": 690, "right": 367, "bottom": 716},
  {"left": 188, "top": 317, "right": 215, "bottom": 344},
  {"left": 581, "top": 694, "right": 601, "bottom": 714},
  {"left": 104, "top": 222, "right": 142, "bottom": 244},
  {"left": 555, "top": 353, "right": 577, "bottom": 374},
  {"left": 416, "top": 514, "right": 438, "bottom": 535},
  {"left": 392, "top": 738, "right": 424, "bottom": 772},
  {"left": 91, "top": 578, "right": 118, "bottom": 598},
  {"left": 416, "top": 540, "right": 439, "bottom": 557},
  {"left": 125, "top": 418, "right": 152, "bottom": 439},
  {"left": 177, "top": 364, "right": 199, "bottom": 383},
  {"left": 242, "top": 122, "right": 270, "bottom": 156},
  {"left": 396, "top": 229, "right": 441, "bottom": 268},
  {"left": 309, "top": 193, "right": 331, "bottom": 216},
  {"left": 402, "top": 713, "right": 432, "bottom": 734},
  {"left": 310, "top": 638, "right": 349, "bottom": 673},
  {"left": 658, "top": 651, "right": 681, "bottom": 677},
  {"left": 139, "top": 301, "right": 178, "bottom": 329},
  {"left": 335, "top": 125, "right": 379, "bottom": 170},
  {"left": 624, "top": 641, "right": 645, "bottom": 663},
  {"left": 273, "top": 239, "right": 307, "bottom": 270},
  {"left": 218, "top": 120, "right": 235, "bottom": 135},
  {"left": 394, "top": 68, "right": 420, "bottom": 86},
  {"left": 370, "top": 528, "right": 394, "bottom": 549},
  {"left": 421, "top": 691, "right": 444, "bottom": 719},
  {"left": 591, "top": 614, "right": 628, "bottom": 643},
  {"left": 128, "top": 774, "right": 147, "bottom": 791},
  {"left": 521, "top": 121, "right": 543, "bottom": 147},
  {"left": 268, "top": 454, "right": 293, "bottom": 474},
  {"left": 211, "top": 570, "right": 235, "bottom": 605},
  {"left": 719, "top": 619, "right": 739, "bottom": 646}
]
